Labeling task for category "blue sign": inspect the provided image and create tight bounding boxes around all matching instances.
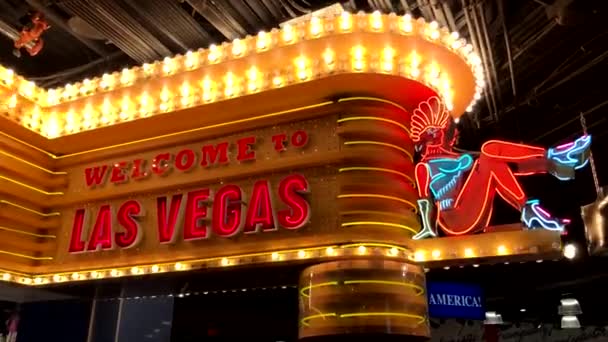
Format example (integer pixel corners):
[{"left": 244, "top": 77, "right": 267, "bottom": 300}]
[{"left": 427, "top": 282, "right": 484, "bottom": 320}]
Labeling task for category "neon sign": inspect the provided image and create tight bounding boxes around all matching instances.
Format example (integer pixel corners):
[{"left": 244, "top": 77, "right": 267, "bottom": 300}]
[
  {"left": 68, "top": 174, "right": 311, "bottom": 253},
  {"left": 83, "top": 130, "right": 309, "bottom": 188},
  {"left": 411, "top": 97, "right": 591, "bottom": 239}
]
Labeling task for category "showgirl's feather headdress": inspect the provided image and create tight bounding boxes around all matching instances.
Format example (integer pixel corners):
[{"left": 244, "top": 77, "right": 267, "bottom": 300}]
[{"left": 410, "top": 96, "right": 451, "bottom": 142}]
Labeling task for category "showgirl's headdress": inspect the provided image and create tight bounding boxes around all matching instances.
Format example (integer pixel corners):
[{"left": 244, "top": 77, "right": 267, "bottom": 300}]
[{"left": 410, "top": 96, "right": 451, "bottom": 142}]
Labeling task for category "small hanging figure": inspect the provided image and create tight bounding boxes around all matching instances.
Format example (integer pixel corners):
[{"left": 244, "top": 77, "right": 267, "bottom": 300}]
[{"left": 13, "top": 11, "right": 50, "bottom": 57}]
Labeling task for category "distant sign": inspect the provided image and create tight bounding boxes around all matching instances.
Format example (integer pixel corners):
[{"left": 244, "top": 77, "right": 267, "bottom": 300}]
[{"left": 427, "top": 282, "right": 484, "bottom": 320}]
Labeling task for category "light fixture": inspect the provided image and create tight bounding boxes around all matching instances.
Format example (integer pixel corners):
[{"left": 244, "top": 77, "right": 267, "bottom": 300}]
[
  {"left": 484, "top": 311, "right": 504, "bottom": 325},
  {"left": 561, "top": 315, "right": 581, "bottom": 329},
  {"left": 559, "top": 298, "right": 582, "bottom": 316},
  {"left": 564, "top": 243, "right": 577, "bottom": 259}
]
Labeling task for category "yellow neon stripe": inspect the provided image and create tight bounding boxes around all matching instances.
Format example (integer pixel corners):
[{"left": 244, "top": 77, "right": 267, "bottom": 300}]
[
  {"left": 301, "top": 313, "right": 337, "bottom": 327},
  {"left": 0, "top": 249, "right": 53, "bottom": 261},
  {"left": 300, "top": 281, "right": 339, "bottom": 297},
  {"left": 337, "top": 116, "right": 410, "bottom": 134},
  {"left": 337, "top": 97, "right": 407, "bottom": 113},
  {"left": 341, "top": 243, "right": 408, "bottom": 251},
  {"left": 339, "top": 312, "right": 426, "bottom": 324},
  {"left": 0, "top": 150, "right": 66, "bottom": 175},
  {"left": 341, "top": 210, "right": 418, "bottom": 220},
  {"left": 343, "top": 280, "right": 425, "bottom": 296},
  {"left": 0, "top": 226, "right": 56, "bottom": 239},
  {"left": 341, "top": 221, "right": 418, "bottom": 235},
  {"left": 0, "top": 131, "right": 55, "bottom": 158},
  {"left": 0, "top": 200, "right": 60, "bottom": 217},
  {"left": 344, "top": 141, "right": 413, "bottom": 161},
  {"left": 337, "top": 194, "right": 417, "bottom": 212},
  {"left": 0, "top": 175, "right": 63, "bottom": 195},
  {"left": 339, "top": 166, "right": 415, "bottom": 184}
]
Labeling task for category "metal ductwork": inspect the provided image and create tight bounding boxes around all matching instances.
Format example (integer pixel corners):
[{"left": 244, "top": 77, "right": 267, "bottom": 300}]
[
  {"left": 186, "top": 0, "right": 247, "bottom": 40},
  {"left": 123, "top": 0, "right": 212, "bottom": 52},
  {"left": 59, "top": 0, "right": 173, "bottom": 63}
]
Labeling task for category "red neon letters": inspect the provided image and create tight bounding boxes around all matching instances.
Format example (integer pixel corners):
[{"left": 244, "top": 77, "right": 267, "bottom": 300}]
[
  {"left": 69, "top": 174, "right": 311, "bottom": 253},
  {"left": 84, "top": 131, "right": 308, "bottom": 188}
]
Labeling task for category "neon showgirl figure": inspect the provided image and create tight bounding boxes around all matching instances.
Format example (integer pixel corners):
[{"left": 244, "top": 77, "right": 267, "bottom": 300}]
[{"left": 411, "top": 97, "right": 591, "bottom": 240}]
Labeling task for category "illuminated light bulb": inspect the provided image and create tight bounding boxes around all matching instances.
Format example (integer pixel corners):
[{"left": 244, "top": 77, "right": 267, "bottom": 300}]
[
  {"left": 208, "top": 44, "right": 221, "bottom": 62},
  {"left": 454, "top": 117, "right": 461, "bottom": 124},
  {"left": 160, "top": 86, "right": 171, "bottom": 103},
  {"left": 271, "top": 252, "right": 280, "bottom": 260},
  {"left": 322, "top": 48, "right": 335, "bottom": 67},
  {"left": 432, "top": 249, "right": 441, "bottom": 259},
  {"left": 352, "top": 45, "right": 365, "bottom": 71},
  {"left": 120, "top": 96, "right": 131, "bottom": 121},
  {"left": 256, "top": 31, "right": 269, "bottom": 50},
  {"left": 46, "top": 89, "right": 58, "bottom": 105},
  {"left": 44, "top": 113, "right": 61, "bottom": 138},
  {"left": 110, "top": 269, "right": 121, "bottom": 277},
  {"left": 65, "top": 109, "right": 76, "bottom": 133},
  {"left": 282, "top": 24, "right": 294, "bottom": 43},
  {"left": 184, "top": 50, "right": 198, "bottom": 69},
  {"left": 297, "top": 250, "right": 306, "bottom": 258},
  {"left": 414, "top": 250, "right": 426, "bottom": 262},
  {"left": 71, "top": 272, "right": 79, "bottom": 280},
  {"left": 100, "top": 73, "right": 115, "bottom": 90},
  {"left": 400, "top": 14, "right": 413, "bottom": 33},
  {"left": 28, "top": 106, "right": 41, "bottom": 129},
  {"left": 162, "top": 57, "right": 175, "bottom": 75},
  {"left": 310, "top": 16, "right": 322, "bottom": 36},
  {"left": 201, "top": 77, "right": 215, "bottom": 102},
  {"left": 2, "top": 273, "right": 10, "bottom": 281},
  {"left": 464, "top": 248, "right": 475, "bottom": 258},
  {"left": 370, "top": 10, "right": 383, "bottom": 31},
  {"left": 34, "top": 277, "right": 43, "bottom": 284},
  {"left": 120, "top": 68, "right": 133, "bottom": 85},
  {"left": 430, "top": 21, "right": 439, "bottom": 30},
  {"left": 388, "top": 247, "right": 399, "bottom": 256},
  {"left": 174, "top": 262, "right": 184, "bottom": 271},
  {"left": 474, "top": 92, "right": 482, "bottom": 100},
  {"left": 221, "top": 258, "right": 229, "bottom": 266},
  {"left": 63, "top": 83, "right": 75, "bottom": 99},
  {"left": 430, "top": 29, "right": 440, "bottom": 40},
  {"left": 131, "top": 266, "right": 140, "bottom": 275},
  {"left": 294, "top": 56, "right": 309, "bottom": 80},
  {"left": 497, "top": 245, "right": 508, "bottom": 255},
  {"left": 139, "top": 92, "right": 150, "bottom": 113},
  {"left": 357, "top": 245, "right": 367, "bottom": 255},
  {"left": 231, "top": 38, "right": 245, "bottom": 56},
  {"left": 339, "top": 11, "right": 352, "bottom": 31},
  {"left": 564, "top": 243, "right": 577, "bottom": 259},
  {"left": 247, "top": 66, "right": 259, "bottom": 89},
  {"left": 325, "top": 247, "right": 336, "bottom": 256},
  {"left": 2, "top": 68, "right": 14, "bottom": 85},
  {"left": 466, "top": 104, "right": 474, "bottom": 112},
  {"left": 20, "top": 80, "right": 35, "bottom": 97},
  {"left": 142, "top": 63, "right": 154, "bottom": 75},
  {"left": 272, "top": 76, "right": 283, "bottom": 87},
  {"left": 7, "top": 94, "right": 17, "bottom": 108},
  {"left": 51, "top": 274, "right": 61, "bottom": 282},
  {"left": 381, "top": 47, "right": 395, "bottom": 72},
  {"left": 90, "top": 271, "right": 99, "bottom": 278},
  {"left": 151, "top": 265, "right": 160, "bottom": 273},
  {"left": 180, "top": 81, "right": 191, "bottom": 98},
  {"left": 224, "top": 72, "right": 236, "bottom": 97}
]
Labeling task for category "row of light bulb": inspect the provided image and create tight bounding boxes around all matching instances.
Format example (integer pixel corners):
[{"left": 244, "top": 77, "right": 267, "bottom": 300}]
[
  {"left": 1, "top": 11, "right": 483, "bottom": 135},
  {"left": 413, "top": 244, "right": 521, "bottom": 262},
  {"left": 22, "top": 48, "right": 455, "bottom": 138},
  {"left": 4, "top": 244, "right": 409, "bottom": 286}
]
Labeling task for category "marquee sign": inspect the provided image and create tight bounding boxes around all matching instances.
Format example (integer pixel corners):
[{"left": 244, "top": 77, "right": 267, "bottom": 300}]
[{"left": 68, "top": 130, "right": 313, "bottom": 254}]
